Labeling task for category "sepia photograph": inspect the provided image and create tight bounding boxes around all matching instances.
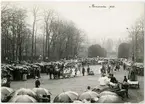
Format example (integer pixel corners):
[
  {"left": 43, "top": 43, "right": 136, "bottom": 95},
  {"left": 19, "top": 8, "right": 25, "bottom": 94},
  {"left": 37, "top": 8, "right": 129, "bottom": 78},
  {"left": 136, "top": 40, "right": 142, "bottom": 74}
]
[{"left": 1, "top": 1, "right": 144, "bottom": 103}]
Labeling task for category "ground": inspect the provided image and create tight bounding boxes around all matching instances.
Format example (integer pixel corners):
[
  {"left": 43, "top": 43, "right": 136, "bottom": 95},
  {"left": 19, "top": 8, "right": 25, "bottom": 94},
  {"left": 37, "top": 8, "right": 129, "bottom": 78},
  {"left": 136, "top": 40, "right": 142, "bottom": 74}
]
[{"left": 11, "top": 65, "right": 144, "bottom": 103}]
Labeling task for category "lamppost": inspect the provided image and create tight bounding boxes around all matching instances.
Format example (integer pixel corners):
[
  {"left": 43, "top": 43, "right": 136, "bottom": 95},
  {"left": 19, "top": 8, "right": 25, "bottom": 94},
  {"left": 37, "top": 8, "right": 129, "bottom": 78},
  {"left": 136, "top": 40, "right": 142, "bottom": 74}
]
[{"left": 126, "top": 28, "right": 135, "bottom": 63}]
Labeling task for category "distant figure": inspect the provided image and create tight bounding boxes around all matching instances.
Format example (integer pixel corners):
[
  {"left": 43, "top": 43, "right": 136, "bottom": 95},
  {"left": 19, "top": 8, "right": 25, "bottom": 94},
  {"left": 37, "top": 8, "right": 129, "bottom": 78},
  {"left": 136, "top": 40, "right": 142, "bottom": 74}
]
[
  {"left": 6, "top": 74, "right": 11, "bottom": 87},
  {"left": 116, "top": 63, "right": 120, "bottom": 71},
  {"left": 87, "top": 65, "right": 90, "bottom": 75},
  {"left": 123, "top": 76, "right": 127, "bottom": 82},
  {"left": 82, "top": 67, "right": 85, "bottom": 76},
  {"left": 35, "top": 68, "right": 40, "bottom": 78},
  {"left": 87, "top": 86, "right": 91, "bottom": 91},
  {"left": 49, "top": 63, "right": 54, "bottom": 79},
  {"left": 35, "top": 77, "right": 40, "bottom": 88},
  {"left": 110, "top": 74, "right": 118, "bottom": 83},
  {"left": 72, "top": 68, "right": 76, "bottom": 77},
  {"left": 46, "top": 65, "right": 49, "bottom": 75},
  {"left": 128, "top": 67, "right": 137, "bottom": 81},
  {"left": 100, "top": 64, "right": 106, "bottom": 74},
  {"left": 98, "top": 74, "right": 110, "bottom": 86},
  {"left": 82, "top": 61, "right": 85, "bottom": 67},
  {"left": 122, "top": 76, "right": 129, "bottom": 98},
  {"left": 107, "top": 64, "right": 111, "bottom": 74}
]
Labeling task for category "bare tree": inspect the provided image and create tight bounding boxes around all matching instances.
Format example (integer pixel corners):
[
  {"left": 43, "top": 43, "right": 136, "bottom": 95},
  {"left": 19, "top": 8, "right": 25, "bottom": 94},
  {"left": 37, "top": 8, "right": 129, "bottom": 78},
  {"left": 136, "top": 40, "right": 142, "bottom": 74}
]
[
  {"left": 43, "top": 10, "right": 54, "bottom": 60},
  {"left": 127, "top": 17, "right": 144, "bottom": 62},
  {"left": 1, "top": 4, "right": 85, "bottom": 63},
  {"left": 31, "top": 6, "right": 39, "bottom": 63}
]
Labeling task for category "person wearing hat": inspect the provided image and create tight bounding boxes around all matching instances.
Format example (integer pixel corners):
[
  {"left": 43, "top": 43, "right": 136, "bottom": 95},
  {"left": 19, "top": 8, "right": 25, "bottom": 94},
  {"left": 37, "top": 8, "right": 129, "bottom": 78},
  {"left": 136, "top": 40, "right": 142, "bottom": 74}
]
[
  {"left": 87, "top": 65, "right": 90, "bottom": 75},
  {"left": 110, "top": 74, "right": 118, "bottom": 83},
  {"left": 98, "top": 74, "right": 110, "bottom": 86},
  {"left": 82, "top": 67, "right": 85, "bottom": 76},
  {"left": 122, "top": 76, "right": 129, "bottom": 98},
  {"left": 86, "top": 86, "right": 91, "bottom": 91},
  {"left": 35, "top": 77, "right": 40, "bottom": 88}
]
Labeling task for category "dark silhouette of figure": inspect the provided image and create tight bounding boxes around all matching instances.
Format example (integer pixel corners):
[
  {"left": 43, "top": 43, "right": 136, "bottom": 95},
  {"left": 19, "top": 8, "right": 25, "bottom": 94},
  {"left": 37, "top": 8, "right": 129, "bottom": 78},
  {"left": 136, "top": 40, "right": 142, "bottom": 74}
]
[
  {"left": 87, "top": 65, "right": 90, "bottom": 75},
  {"left": 82, "top": 67, "right": 85, "bottom": 76},
  {"left": 87, "top": 86, "right": 91, "bottom": 90},
  {"left": 35, "top": 77, "right": 40, "bottom": 88},
  {"left": 49, "top": 64, "right": 54, "bottom": 79},
  {"left": 123, "top": 76, "right": 128, "bottom": 82},
  {"left": 110, "top": 74, "right": 118, "bottom": 83},
  {"left": 122, "top": 76, "right": 129, "bottom": 98}
]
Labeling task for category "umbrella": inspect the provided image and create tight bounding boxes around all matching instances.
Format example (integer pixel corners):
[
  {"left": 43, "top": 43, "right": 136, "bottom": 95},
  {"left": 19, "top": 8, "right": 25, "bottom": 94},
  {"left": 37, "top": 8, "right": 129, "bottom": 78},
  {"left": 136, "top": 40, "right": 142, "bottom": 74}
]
[
  {"left": 92, "top": 85, "right": 110, "bottom": 93},
  {"left": 79, "top": 91, "right": 99, "bottom": 101},
  {"left": 73, "top": 100, "right": 83, "bottom": 103},
  {"left": 99, "top": 91, "right": 117, "bottom": 97},
  {"left": 53, "top": 91, "right": 78, "bottom": 103},
  {"left": 1, "top": 87, "right": 14, "bottom": 101},
  {"left": 124, "top": 102, "right": 132, "bottom": 104},
  {"left": 14, "top": 88, "right": 36, "bottom": 98},
  {"left": 9, "top": 95, "right": 37, "bottom": 103},
  {"left": 139, "top": 101, "right": 144, "bottom": 104},
  {"left": 98, "top": 94, "right": 121, "bottom": 103},
  {"left": 32, "top": 88, "right": 51, "bottom": 96}
]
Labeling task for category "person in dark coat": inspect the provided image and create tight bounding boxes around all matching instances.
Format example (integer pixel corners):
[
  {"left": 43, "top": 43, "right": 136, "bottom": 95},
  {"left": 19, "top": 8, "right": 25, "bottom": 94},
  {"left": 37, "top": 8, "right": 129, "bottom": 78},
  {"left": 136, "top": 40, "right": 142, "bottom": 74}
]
[
  {"left": 3, "top": 74, "right": 11, "bottom": 87},
  {"left": 129, "top": 66, "right": 137, "bottom": 81},
  {"left": 101, "top": 65, "right": 105, "bottom": 74},
  {"left": 33, "top": 68, "right": 36, "bottom": 79},
  {"left": 110, "top": 74, "right": 118, "bottom": 83},
  {"left": 46, "top": 65, "right": 49, "bottom": 75},
  {"left": 35, "top": 77, "right": 40, "bottom": 88},
  {"left": 82, "top": 67, "right": 85, "bottom": 76},
  {"left": 61, "top": 63, "right": 64, "bottom": 72},
  {"left": 82, "top": 62, "right": 85, "bottom": 67},
  {"left": 57, "top": 64, "right": 61, "bottom": 79},
  {"left": 38, "top": 68, "right": 41, "bottom": 78},
  {"left": 49, "top": 64, "right": 54, "bottom": 79},
  {"left": 87, "top": 65, "right": 90, "bottom": 75},
  {"left": 123, "top": 76, "right": 127, "bottom": 82},
  {"left": 35, "top": 68, "right": 40, "bottom": 78},
  {"left": 122, "top": 76, "right": 129, "bottom": 98},
  {"left": 107, "top": 64, "right": 111, "bottom": 74},
  {"left": 116, "top": 63, "right": 120, "bottom": 71}
]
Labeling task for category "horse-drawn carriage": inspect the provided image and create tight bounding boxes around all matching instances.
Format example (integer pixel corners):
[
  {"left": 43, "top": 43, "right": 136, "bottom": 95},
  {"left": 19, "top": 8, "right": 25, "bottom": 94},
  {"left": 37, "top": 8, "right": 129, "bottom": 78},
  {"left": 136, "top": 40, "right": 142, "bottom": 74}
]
[
  {"left": 134, "top": 63, "right": 144, "bottom": 76},
  {"left": 62, "top": 68, "right": 72, "bottom": 78},
  {"left": 128, "top": 66, "right": 140, "bottom": 89}
]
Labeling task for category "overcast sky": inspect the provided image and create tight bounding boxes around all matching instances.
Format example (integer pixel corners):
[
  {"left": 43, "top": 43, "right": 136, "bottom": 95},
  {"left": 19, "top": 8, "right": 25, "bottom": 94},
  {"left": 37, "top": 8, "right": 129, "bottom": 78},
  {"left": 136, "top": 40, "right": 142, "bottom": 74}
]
[{"left": 3, "top": 1, "right": 144, "bottom": 45}]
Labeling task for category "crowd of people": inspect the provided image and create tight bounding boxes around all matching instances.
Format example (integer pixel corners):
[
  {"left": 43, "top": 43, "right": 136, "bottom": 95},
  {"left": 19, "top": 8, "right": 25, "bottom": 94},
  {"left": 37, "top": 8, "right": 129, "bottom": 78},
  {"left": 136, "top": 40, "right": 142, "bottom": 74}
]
[
  {"left": 97, "top": 59, "right": 141, "bottom": 100},
  {"left": 1, "top": 57, "right": 143, "bottom": 103}
]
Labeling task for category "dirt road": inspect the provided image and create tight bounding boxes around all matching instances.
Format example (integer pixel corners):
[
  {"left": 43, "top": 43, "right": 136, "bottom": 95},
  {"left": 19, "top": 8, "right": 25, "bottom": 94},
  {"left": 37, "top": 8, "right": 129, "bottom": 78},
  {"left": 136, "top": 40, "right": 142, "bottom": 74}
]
[{"left": 11, "top": 65, "right": 144, "bottom": 103}]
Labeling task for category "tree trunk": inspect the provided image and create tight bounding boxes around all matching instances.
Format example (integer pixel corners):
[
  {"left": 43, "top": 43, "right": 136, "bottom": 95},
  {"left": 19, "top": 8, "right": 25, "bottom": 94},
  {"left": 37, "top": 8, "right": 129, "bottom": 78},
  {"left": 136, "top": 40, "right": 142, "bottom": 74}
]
[
  {"left": 47, "top": 30, "right": 50, "bottom": 59},
  {"left": 12, "top": 21, "right": 16, "bottom": 62},
  {"left": 31, "top": 20, "right": 35, "bottom": 63},
  {"left": 34, "top": 34, "right": 37, "bottom": 57},
  {"left": 45, "top": 31, "right": 48, "bottom": 60},
  {"left": 43, "top": 34, "right": 45, "bottom": 61}
]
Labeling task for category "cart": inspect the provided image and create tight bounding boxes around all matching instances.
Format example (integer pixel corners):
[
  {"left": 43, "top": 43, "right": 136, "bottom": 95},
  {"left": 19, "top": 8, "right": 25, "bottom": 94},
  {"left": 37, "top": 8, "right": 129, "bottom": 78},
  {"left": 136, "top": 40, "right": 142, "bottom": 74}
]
[
  {"left": 62, "top": 68, "right": 72, "bottom": 78},
  {"left": 128, "top": 66, "right": 139, "bottom": 89},
  {"left": 127, "top": 80, "right": 139, "bottom": 89},
  {"left": 88, "top": 70, "right": 94, "bottom": 75}
]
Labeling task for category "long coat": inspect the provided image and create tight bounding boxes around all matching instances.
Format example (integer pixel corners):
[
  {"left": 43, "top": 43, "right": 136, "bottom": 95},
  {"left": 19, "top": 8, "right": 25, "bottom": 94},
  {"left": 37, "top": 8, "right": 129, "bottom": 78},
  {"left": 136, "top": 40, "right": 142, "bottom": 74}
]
[
  {"left": 82, "top": 68, "right": 85, "bottom": 73},
  {"left": 35, "top": 79, "right": 40, "bottom": 88}
]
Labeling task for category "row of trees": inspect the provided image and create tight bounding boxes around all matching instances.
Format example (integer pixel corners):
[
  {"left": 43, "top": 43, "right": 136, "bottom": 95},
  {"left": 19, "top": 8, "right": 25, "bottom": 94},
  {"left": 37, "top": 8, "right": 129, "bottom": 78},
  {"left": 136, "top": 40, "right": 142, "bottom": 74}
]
[
  {"left": 118, "top": 17, "right": 144, "bottom": 62},
  {"left": 1, "top": 3, "right": 85, "bottom": 63},
  {"left": 88, "top": 44, "right": 107, "bottom": 58},
  {"left": 118, "top": 43, "right": 130, "bottom": 59}
]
